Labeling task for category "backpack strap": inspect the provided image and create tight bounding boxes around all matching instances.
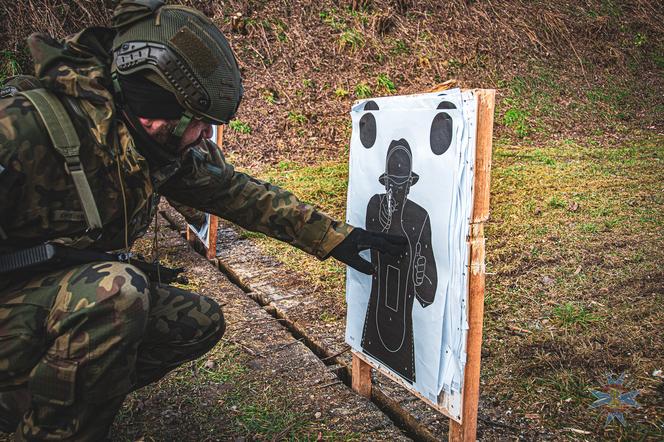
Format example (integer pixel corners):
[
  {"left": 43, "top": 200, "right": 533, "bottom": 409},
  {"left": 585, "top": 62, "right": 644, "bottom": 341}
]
[{"left": 19, "top": 89, "right": 103, "bottom": 231}]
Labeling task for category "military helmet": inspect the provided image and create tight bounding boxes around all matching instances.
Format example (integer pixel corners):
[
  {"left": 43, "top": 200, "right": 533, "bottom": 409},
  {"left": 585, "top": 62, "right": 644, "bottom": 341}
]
[{"left": 111, "top": 0, "right": 243, "bottom": 127}]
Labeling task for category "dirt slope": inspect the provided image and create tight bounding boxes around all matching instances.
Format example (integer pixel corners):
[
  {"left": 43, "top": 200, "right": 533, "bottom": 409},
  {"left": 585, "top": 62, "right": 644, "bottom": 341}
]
[{"left": 2, "top": 1, "right": 663, "bottom": 168}]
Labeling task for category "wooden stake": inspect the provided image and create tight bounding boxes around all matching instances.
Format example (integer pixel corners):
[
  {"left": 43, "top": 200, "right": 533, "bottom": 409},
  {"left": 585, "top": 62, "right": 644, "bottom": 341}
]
[
  {"left": 471, "top": 89, "right": 495, "bottom": 224},
  {"left": 206, "top": 215, "right": 219, "bottom": 260},
  {"left": 352, "top": 351, "right": 372, "bottom": 398},
  {"left": 449, "top": 89, "right": 495, "bottom": 441}
]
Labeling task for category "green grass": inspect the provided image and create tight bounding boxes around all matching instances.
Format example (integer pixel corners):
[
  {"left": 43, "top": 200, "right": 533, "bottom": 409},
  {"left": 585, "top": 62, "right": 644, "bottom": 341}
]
[
  {"left": 354, "top": 82, "right": 372, "bottom": 99},
  {"left": 390, "top": 39, "right": 410, "bottom": 55},
  {"left": 261, "top": 161, "right": 348, "bottom": 219},
  {"left": 547, "top": 196, "right": 566, "bottom": 209},
  {"left": 287, "top": 111, "right": 308, "bottom": 126},
  {"left": 319, "top": 311, "right": 338, "bottom": 323},
  {"left": 653, "top": 53, "right": 664, "bottom": 69},
  {"left": 552, "top": 302, "right": 600, "bottom": 328},
  {"left": 334, "top": 87, "right": 349, "bottom": 99},
  {"left": 229, "top": 120, "right": 252, "bottom": 134},
  {"left": 0, "top": 50, "right": 20, "bottom": 84},
  {"left": 263, "top": 90, "right": 277, "bottom": 105},
  {"left": 376, "top": 73, "right": 396, "bottom": 94},
  {"left": 319, "top": 8, "right": 345, "bottom": 31},
  {"left": 503, "top": 105, "right": 531, "bottom": 137},
  {"left": 339, "top": 29, "right": 364, "bottom": 52}
]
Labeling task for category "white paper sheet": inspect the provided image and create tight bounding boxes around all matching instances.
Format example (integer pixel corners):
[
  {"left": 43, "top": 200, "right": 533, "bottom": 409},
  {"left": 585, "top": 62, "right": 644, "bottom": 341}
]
[{"left": 345, "top": 89, "right": 477, "bottom": 407}]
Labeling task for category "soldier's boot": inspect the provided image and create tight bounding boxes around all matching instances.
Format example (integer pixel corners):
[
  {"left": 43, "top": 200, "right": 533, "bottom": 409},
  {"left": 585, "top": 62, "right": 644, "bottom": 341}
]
[{"left": 0, "top": 388, "right": 29, "bottom": 433}]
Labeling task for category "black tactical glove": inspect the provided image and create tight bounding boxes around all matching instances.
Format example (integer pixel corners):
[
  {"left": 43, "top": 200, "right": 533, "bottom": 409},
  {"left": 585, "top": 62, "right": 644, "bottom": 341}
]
[{"left": 329, "top": 228, "right": 408, "bottom": 275}]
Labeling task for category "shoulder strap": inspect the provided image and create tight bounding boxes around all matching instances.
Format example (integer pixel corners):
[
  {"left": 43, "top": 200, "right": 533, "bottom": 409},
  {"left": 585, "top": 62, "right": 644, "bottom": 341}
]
[
  {"left": 19, "top": 89, "right": 103, "bottom": 231},
  {"left": 0, "top": 75, "right": 43, "bottom": 99}
]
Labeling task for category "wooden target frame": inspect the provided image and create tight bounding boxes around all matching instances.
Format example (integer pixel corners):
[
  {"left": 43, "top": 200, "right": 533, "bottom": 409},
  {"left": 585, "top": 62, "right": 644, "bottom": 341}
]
[
  {"left": 186, "top": 126, "right": 223, "bottom": 259},
  {"left": 351, "top": 88, "right": 495, "bottom": 441}
]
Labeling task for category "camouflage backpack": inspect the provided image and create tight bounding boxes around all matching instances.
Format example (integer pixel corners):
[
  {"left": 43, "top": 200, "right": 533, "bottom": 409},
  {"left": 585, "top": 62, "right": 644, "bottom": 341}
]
[{"left": 0, "top": 75, "right": 103, "bottom": 240}]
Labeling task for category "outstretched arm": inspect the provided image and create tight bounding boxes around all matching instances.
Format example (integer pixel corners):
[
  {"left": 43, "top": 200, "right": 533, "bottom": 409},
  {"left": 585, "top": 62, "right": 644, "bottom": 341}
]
[
  {"left": 157, "top": 140, "right": 351, "bottom": 259},
  {"left": 166, "top": 198, "right": 207, "bottom": 231}
]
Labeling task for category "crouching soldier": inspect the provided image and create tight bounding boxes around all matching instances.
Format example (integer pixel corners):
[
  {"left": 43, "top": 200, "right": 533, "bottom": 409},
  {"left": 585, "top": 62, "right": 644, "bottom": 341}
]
[{"left": 0, "top": 1, "right": 406, "bottom": 440}]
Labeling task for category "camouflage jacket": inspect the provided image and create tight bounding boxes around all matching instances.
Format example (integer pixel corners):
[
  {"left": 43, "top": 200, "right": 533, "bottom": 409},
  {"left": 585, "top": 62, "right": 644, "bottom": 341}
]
[{"left": 0, "top": 27, "right": 351, "bottom": 259}]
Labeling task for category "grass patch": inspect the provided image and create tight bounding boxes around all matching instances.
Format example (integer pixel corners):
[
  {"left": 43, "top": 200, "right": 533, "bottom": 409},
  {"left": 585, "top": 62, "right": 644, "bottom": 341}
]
[
  {"left": 503, "top": 104, "right": 531, "bottom": 137},
  {"left": 338, "top": 29, "right": 364, "bottom": 52},
  {"left": 552, "top": 302, "right": 600, "bottom": 328},
  {"left": 547, "top": 196, "right": 566, "bottom": 209},
  {"left": 354, "top": 82, "right": 372, "bottom": 99},
  {"left": 0, "top": 50, "right": 20, "bottom": 84},
  {"left": 262, "top": 89, "right": 277, "bottom": 105},
  {"left": 376, "top": 73, "right": 396, "bottom": 94},
  {"left": 287, "top": 111, "right": 308, "bottom": 126},
  {"left": 229, "top": 119, "right": 252, "bottom": 134},
  {"left": 390, "top": 39, "right": 410, "bottom": 55},
  {"left": 334, "top": 87, "right": 349, "bottom": 99}
]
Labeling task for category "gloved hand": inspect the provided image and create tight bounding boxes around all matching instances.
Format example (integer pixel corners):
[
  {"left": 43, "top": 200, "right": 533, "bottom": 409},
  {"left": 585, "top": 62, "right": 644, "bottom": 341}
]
[{"left": 329, "top": 227, "right": 407, "bottom": 275}]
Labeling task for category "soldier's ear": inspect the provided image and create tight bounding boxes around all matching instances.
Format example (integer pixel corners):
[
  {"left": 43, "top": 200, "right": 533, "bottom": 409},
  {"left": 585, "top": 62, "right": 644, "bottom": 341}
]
[
  {"left": 430, "top": 101, "right": 455, "bottom": 155},
  {"left": 360, "top": 100, "right": 379, "bottom": 148},
  {"left": 410, "top": 173, "right": 419, "bottom": 186}
]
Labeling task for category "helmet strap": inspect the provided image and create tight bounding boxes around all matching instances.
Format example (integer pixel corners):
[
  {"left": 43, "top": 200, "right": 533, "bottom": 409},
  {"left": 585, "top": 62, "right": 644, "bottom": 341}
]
[
  {"left": 168, "top": 111, "right": 193, "bottom": 146},
  {"left": 111, "top": 71, "right": 124, "bottom": 106}
]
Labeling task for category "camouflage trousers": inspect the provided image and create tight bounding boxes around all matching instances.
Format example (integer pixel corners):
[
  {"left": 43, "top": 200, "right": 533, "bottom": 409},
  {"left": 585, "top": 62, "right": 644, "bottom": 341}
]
[{"left": 0, "top": 261, "right": 225, "bottom": 441}]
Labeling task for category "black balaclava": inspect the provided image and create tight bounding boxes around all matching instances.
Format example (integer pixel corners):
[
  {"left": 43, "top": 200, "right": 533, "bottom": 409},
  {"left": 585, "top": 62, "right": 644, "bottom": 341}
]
[
  {"left": 118, "top": 72, "right": 185, "bottom": 119},
  {"left": 116, "top": 72, "right": 185, "bottom": 166}
]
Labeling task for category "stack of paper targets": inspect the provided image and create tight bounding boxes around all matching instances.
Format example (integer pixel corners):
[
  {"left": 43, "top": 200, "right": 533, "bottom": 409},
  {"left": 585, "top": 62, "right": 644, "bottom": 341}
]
[{"left": 344, "top": 88, "right": 478, "bottom": 410}]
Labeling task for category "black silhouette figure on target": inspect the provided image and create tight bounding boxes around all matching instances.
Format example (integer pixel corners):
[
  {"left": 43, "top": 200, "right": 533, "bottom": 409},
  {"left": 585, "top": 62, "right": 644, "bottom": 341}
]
[{"left": 357, "top": 98, "right": 454, "bottom": 382}]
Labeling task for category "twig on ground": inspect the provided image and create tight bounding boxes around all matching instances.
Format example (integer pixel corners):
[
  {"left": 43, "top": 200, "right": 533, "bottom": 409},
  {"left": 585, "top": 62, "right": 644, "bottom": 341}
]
[
  {"left": 320, "top": 346, "right": 351, "bottom": 361},
  {"left": 507, "top": 325, "right": 533, "bottom": 334},
  {"left": 316, "top": 380, "right": 343, "bottom": 389}
]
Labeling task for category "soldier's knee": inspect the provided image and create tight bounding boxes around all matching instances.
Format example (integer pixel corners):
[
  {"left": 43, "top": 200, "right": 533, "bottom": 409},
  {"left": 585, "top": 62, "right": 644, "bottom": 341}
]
[
  {"left": 165, "top": 294, "right": 224, "bottom": 364},
  {"left": 68, "top": 261, "right": 151, "bottom": 332},
  {"left": 197, "top": 296, "right": 225, "bottom": 352},
  {"left": 109, "top": 262, "right": 151, "bottom": 331}
]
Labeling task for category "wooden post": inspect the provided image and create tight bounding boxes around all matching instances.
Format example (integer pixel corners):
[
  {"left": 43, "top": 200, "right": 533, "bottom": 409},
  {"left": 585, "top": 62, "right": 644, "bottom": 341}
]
[
  {"left": 206, "top": 215, "right": 219, "bottom": 260},
  {"left": 352, "top": 352, "right": 372, "bottom": 398},
  {"left": 448, "top": 89, "right": 495, "bottom": 441}
]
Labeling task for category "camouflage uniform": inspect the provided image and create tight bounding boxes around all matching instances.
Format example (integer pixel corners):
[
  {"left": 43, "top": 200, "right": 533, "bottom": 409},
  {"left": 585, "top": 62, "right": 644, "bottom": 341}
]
[
  {"left": 1, "top": 262, "right": 223, "bottom": 440},
  {"left": 0, "top": 27, "right": 351, "bottom": 440}
]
